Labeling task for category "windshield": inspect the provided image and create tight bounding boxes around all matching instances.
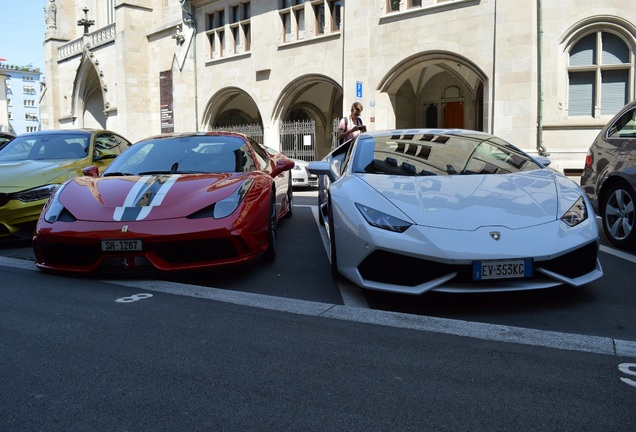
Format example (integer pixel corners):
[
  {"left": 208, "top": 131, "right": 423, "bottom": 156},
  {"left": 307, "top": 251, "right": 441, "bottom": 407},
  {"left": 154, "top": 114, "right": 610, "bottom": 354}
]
[
  {"left": 351, "top": 132, "right": 541, "bottom": 176},
  {"left": 0, "top": 133, "right": 89, "bottom": 162},
  {"left": 104, "top": 135, "right": 258, "bottom": 176}
]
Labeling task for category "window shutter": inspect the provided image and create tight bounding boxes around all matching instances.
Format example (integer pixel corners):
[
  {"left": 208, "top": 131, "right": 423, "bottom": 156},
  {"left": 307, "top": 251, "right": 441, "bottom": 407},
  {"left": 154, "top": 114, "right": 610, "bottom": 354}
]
[
  {"left": 601, "top": 33, "right": 629, "bottom": 65},
  {"left": 601, "top": 70, "right": 628, "bottom": 115},
  {"left": 570, "top": 34, "right": 596, "bottom": 66},
  {"left": 569, "top": 72, "right": 595, "bottom": 116}
]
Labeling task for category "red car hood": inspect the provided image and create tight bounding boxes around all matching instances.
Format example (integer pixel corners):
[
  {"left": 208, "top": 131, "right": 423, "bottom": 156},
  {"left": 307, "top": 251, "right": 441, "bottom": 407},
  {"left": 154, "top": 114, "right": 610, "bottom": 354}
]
[{"left": 59, "top": 173, "right": 248, "bottom": 222}]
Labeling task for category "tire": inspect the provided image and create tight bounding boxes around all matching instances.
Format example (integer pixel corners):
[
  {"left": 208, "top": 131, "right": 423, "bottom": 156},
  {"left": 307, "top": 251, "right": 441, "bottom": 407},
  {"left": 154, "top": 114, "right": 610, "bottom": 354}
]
[
  {"left": 601, "top": 181, "right": 636, "bottom": 250},
  {"left": 284, "top": 176, "right": 293, "bottom": 219},
  {"left": 261, "top": 193, "right": 278, "bottom": 263},
  {"left": 327, "top": 196, "right": 340, "bottom": 277},
  {"left": 317, "top": 178, "right": 326, "bottom": 226}
]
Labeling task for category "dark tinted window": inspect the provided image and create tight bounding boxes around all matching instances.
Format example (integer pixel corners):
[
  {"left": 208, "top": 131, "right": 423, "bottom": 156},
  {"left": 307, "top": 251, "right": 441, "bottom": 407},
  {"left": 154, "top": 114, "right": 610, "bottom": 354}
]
[
  {"left": 105, "top": 135, "right": 256, "bottom": 174},
  {"left": 352, "top": 133, "right": 541, "bottom": 176},
  {"left": 248, "top": 138, "right": 269, "bottom": 171},
  {"left": 607, "top": 106, "right": 636, "bottom": 139},
  {"left": 0, "top": 133, "right": 89, "bottom": 161},
  {"left": 94, "top": 133, "right": 131, "bottom": 157}
]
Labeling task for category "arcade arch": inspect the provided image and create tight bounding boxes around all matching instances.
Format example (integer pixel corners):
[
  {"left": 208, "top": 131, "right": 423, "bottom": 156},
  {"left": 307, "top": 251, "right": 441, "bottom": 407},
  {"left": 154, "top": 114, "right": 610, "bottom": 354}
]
[
  {"left": 379, "top": 52, "right": 487, "bottom": 132},
  {"left": 273, "top": 74, "right": 342, "bottom": 160},
  {"left": 202, "top": 87, "right": 262, "bottom": 128}
]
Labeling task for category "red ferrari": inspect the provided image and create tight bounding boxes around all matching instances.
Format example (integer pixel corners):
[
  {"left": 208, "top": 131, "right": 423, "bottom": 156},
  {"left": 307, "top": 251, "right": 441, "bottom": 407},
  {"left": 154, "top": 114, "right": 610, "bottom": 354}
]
[{"left": 32, "top": 132, "right": 295, "bottom": 274}]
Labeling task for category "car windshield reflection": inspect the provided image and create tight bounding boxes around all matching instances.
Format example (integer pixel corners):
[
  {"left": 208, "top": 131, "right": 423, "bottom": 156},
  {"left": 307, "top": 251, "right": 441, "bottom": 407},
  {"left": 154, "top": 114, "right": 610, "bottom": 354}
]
[
  {"left": 352, "top": 133, "right": 541, "bottom": 176},
  {"left": 104, "top": 135, "right": 258, "bottom": 175},
  {"left": 0, "top": 134, "right": 89, "bottom": 161}
]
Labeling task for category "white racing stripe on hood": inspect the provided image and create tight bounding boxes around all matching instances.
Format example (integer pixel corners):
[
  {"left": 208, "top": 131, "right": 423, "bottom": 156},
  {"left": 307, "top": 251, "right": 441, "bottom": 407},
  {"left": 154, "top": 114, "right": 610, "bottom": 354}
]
[{"left": 113, "top": 175, "right": 179, "bottom": 221}]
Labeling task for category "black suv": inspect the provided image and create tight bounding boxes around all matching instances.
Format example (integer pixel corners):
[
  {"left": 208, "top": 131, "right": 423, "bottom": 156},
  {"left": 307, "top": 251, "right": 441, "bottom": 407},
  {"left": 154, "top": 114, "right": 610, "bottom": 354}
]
[{"left": 581, "top": 101, "right": 636, "bottom": 250}]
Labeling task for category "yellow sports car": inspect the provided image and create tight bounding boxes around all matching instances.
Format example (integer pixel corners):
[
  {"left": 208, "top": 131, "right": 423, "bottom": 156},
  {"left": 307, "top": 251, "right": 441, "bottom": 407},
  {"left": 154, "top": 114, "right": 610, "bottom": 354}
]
[{"left": 0, "top": 129, "right": 132, "bottom": 240}]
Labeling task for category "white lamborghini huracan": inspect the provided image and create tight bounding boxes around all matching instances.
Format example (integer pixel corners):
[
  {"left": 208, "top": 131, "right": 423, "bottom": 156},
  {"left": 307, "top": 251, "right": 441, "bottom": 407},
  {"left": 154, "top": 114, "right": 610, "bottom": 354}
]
[{"left": 307, "top": 129, "right": 603, "bottom": 295}]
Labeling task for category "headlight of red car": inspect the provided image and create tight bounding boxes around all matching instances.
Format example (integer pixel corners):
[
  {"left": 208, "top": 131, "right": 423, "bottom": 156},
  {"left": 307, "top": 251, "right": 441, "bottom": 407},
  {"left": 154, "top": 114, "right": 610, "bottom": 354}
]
[
  {"left": 43, "top": 184, "right": 67, "bottom": 223},
  {"left": 213, "top": 179, "right": 254, "bottom": 219}
]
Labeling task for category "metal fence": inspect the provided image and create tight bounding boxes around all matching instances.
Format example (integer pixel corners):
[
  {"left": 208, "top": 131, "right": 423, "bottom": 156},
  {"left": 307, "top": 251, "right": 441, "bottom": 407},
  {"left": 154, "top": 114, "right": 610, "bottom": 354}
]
[
  {"left": 279, "top": 119, "right": 316, "bottom": 161},
  {"left": 332, "top": 117, "right": 341, "bottom": 150},
  {"left": 209, "top": 124, "right": 264, "bottom": 144},
  {"left": 210, "top": 120, "right": 317, "bottom": 160}
]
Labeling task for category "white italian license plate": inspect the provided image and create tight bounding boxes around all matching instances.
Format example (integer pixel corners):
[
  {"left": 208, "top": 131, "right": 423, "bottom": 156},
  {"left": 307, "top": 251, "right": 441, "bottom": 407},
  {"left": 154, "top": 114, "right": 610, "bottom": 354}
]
[
  {"left": 101, "top": 239, "right": 143, "bottom": 252},
  {"left": 473, "top": 259, "right": 532, "bottom": 280}
]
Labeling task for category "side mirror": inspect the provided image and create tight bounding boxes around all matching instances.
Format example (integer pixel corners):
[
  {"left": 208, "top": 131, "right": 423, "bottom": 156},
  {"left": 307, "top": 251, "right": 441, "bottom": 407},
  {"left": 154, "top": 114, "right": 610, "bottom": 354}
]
[
  {"left": 94, "top": 149, "right": 118, "bottom": 161},
  {"left": 271, "top": 158, "right": 295, "bottom": 178},
  {"left": 535, "top": 156, "right": 552, "bottom": 167},
  {"left": 307, "top": 161, "right": 336, "bottom": 182},
  {"left": 82, "top": 165, "right": 99, "bottom": 177}
]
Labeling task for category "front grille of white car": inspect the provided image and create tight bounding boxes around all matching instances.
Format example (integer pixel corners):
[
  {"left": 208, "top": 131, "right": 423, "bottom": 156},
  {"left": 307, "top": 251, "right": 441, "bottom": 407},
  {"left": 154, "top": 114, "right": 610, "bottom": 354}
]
[{"left": 357, "top": 242, "right": 599, "bottom": 287}]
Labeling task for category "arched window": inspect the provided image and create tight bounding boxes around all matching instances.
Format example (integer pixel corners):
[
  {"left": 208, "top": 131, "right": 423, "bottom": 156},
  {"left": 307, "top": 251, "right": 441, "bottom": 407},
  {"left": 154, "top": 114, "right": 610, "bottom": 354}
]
[{"left": 568, "top": 31, "right": 633, "bottom": 117}]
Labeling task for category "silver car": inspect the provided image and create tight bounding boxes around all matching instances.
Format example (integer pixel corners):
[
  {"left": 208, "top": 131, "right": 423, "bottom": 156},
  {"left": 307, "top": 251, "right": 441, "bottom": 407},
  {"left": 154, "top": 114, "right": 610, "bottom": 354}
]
[
  {"left": 581, "top": 100, "right": 636, "bottom": 250},
  {"left": 291, "top": 158, "right": 318, "bottom": 188}
]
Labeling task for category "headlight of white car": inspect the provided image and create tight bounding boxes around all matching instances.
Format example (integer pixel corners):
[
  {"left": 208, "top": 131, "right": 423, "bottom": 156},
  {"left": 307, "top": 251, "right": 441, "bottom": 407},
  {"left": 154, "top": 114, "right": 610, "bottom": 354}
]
[
  {"left": 561, "top": 196, "right": 588, "bottom": 227},
  {"left": 213, "top": 179, "right": 253, "bottom": 219},
  {"left": 12, "top": 184, "right": 58, "bottom": 202},
  {"left": 355, "top": 203, "right": 412, "bottom": 233}
]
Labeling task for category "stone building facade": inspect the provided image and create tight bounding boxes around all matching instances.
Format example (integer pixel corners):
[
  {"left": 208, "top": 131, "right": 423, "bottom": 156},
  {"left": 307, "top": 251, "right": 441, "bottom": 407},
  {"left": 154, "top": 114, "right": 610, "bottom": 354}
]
[{"left": 41, "top": 0, "right": 636, "bottom": 173}]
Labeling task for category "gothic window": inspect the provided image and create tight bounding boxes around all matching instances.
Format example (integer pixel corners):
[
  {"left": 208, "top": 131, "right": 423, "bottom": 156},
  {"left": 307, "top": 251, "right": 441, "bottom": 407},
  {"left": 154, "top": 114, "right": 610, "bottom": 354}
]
[
  {"left": 296, "top": 8, "right": 305, "bottom": 39},
  {"left": 328, "top": 1, "right": 341, "bottom": 31},
  {"left": 206, "top": 3, "right": 252, "bottom": 60},
  {"left": 279, "top": 1, "right": 340, "bottom": 44},
  {"left": 315, "top": 3, "right": 325, "bottom": 35}
]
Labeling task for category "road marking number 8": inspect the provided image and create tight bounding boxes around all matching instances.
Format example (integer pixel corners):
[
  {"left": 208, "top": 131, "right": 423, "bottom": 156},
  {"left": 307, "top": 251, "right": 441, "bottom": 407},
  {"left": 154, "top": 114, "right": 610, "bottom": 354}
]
[{"left": 116, "top": 293, "right": 153, "bottom": 303}]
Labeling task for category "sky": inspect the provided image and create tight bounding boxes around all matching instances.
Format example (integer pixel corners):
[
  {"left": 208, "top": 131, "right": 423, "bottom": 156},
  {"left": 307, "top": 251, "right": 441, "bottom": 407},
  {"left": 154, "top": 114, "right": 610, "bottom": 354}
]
[{"left": 0, "top": 0, "right": 46, "bottom": 73}]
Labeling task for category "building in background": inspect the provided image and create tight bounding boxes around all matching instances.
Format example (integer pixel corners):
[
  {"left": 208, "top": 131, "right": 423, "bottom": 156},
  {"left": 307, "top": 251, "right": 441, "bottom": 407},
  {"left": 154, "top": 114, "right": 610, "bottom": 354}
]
[
  {"left": 0, "top": 63, "right": 42, "bottom": 135},
  {"left": 41, "top": 0, "right": 636, "bottom": 174},
  {"left": 0, "top": 67, "right": 8, "bottom": 133}
]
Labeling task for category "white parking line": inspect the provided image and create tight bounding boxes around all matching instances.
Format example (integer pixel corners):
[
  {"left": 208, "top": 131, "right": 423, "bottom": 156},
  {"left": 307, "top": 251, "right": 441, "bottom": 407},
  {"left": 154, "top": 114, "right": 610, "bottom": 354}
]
[
  {"left": 297, "top": 203, "right": 370, "bottom": 309},
  {"left": 600, "top": 245, "right": 636, "bottom": 263},
  {"left": 1, "top": 255, "right": 634, "bottom": 358}
]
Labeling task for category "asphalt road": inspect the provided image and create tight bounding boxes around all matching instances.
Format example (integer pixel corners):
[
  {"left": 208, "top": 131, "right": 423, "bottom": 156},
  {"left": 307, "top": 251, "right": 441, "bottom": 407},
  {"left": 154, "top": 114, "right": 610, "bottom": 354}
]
[
  {"left": 4, "top": 189, "right": 634, "bottom": 339},
  {"left": 1, "top": 187, "right": 635, "bottom": 430},
  {"left": 2, "top": 189, "right": 636, "bottom": 341},
  {"left": 1, "top": 260, "right": 635, "bottom": 431}
]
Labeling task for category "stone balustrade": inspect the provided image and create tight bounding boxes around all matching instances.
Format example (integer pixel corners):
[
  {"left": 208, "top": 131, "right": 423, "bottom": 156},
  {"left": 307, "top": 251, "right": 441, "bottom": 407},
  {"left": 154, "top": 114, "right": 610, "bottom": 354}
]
[{"left": 58, "top": 23, "right": 116, "bottom": 60}]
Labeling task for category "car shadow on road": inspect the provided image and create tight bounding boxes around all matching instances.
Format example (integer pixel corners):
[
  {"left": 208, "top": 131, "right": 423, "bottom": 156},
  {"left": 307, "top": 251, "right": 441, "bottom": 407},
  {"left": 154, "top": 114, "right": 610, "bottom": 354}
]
[{"left": 362, "top": 284, "right": 597, "bottom": 323}]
